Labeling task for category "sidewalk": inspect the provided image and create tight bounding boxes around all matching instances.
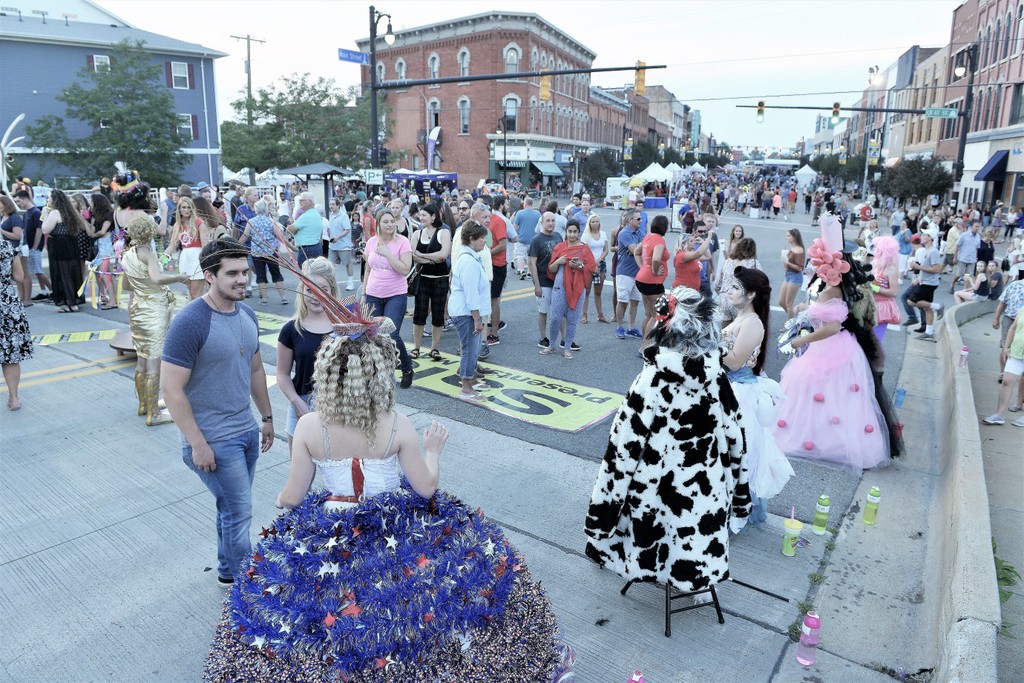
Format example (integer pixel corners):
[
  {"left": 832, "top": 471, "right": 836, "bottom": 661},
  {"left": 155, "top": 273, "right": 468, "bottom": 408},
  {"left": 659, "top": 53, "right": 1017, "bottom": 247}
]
[{"left": 961, "top": 315, "right": 1024, "bottom": 682}]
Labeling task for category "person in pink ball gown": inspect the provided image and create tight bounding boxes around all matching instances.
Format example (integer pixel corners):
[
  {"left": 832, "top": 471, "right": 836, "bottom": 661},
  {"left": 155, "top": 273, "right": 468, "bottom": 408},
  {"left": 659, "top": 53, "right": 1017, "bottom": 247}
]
[{"left": 773, "top": 239, "right": 892, "bottom": 472}]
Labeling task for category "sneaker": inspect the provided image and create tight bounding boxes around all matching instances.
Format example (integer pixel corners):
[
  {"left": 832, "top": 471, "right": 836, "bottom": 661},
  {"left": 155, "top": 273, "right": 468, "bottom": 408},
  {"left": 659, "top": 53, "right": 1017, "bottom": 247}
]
[
  {"left": 615, "top": 326, "right": 626, "bottom": 340},
  {"left": 914, "top": 325, "right": 926, "bottom": 334},
  {"left": 901, "top": 319, "right": 920, "bottom": 327},
  {"left": 478, "top": 343, "right": 490, "bottom": 359},
  {"left": 933, "top": 303, "right": 944, "bottom": 320},
  {"left": 458, "top": 391, "right": 487, "bottom": 403},
  {"left": 399, "top": 370, "right": 414, "bottom": 389},
  {"left": 558, "top": 340, "right": 582, "bottom": 351},
  {"left": 538, "top": 337, "right": 550, "bottom": 348},
  {"left": 345, "top": 281, "right": 355, "bottom": 291},
  {"left": 217, "top": 575, "right": 235, "bottom": 588},
  {"left": 916, "top": 331, "right": 935, "bottom": 341},
  {"left": 982, "top": 414, "right": 1005, "bottom": 425},
  {"left": 1013, "top": 416, "right": 1024, "bottom": 427},
  {"left": 486, "top": 334, "right": 500, "bottom": 346},
  {"left": 626, "top": 328, "right": 643, "bottom": 339},
  {"left": 496, "top": 320, "right": 508, "bottom": 332},
  {"left": 423, "top": 328, "right": 432, "bottom": 337},
  {"left": 519, "top": 270, "right": 528, "bottom": 280},
  {"left": 443, "top": 318, "right": 454, "bottom": 331},
  {"left": 31, "top": 292, "right": 50, "bottom": 301}
]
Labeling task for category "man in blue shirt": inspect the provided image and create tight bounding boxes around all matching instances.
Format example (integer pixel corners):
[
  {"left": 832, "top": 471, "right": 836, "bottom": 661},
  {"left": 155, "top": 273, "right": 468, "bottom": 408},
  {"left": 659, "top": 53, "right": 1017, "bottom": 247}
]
[
  {"left": 615, "top": 209, "right": 645, "bottom": 339},
  {"left": 16, "top": 190, "right": 51, "bottom": 300},
  {"left": 512, "top": 196, "right": 541, "bottom": 279},
  {"left": 287, "top": 192, "right": 324, "bottom": 266}
]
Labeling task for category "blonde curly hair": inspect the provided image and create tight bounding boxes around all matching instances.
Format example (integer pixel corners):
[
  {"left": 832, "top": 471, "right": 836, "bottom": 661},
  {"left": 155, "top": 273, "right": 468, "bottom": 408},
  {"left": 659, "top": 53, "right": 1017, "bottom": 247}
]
[
  {"left": 312, "top": 331, "right": 397, "bottom": 445},
  {"left": 293, "top": 257, "right": 339, "bottom": 335},
  {"left": 126, "top": 213, "right": 158, "bottom": 246}
]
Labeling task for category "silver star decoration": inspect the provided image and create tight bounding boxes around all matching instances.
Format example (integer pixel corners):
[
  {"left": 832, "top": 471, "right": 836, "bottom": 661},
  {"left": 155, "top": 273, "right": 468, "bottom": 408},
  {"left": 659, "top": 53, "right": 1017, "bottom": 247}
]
[
  {"left": 457, "top": 632, "right": 471, "bottom": 651},
  {"left": 482, "top": 539, "right": 495, "bottom": 555},
  {"left": 324, "top": 536, "right": 339, "bottom": 549},
  {"left": 317, "top": 561, "right": 340, "bottom": 578},
  {"left": 251, "top": 635, "right": 266, "bottom": 649},
  {"left": 278, "top": 621, "right": 291, "bottom": 634},
  {"left": 293, "top": 542, "right": 310, "bottom": 556},
  {"left": 385, "top": 535, "right": 397, "bottom": 550}
]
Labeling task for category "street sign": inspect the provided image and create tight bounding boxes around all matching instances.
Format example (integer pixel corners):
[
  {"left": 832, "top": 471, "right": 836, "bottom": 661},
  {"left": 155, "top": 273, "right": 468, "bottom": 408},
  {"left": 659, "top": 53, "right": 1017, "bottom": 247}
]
[
  {"left": 338, "top": 49, "right": 369, "bottom": 65},
  {"left": 925, "top": 107, "right": 958, "bottom": 119},
  {"left": 867, "top": 140, "right": 881, "bottom": 166}
]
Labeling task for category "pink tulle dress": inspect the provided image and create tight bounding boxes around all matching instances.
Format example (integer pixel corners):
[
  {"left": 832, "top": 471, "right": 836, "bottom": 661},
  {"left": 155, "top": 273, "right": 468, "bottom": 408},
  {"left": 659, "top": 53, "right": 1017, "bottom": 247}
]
[
  {"left": 873, "top": 275, "right": 901, "bottom": 325},
  {"left": 773, "top": 298, "right": 890, "bottom": 471}
]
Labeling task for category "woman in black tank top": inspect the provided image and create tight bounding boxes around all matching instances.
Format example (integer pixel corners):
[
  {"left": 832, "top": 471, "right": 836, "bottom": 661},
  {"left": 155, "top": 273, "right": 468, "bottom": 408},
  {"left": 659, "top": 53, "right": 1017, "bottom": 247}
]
[{"left": 410, "top": 204, "right": 452, "bottom": 360}]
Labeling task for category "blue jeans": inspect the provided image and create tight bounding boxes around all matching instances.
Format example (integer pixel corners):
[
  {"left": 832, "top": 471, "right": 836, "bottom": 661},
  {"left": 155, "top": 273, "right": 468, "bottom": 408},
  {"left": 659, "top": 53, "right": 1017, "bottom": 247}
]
[
  {"left": 365, "top": 293, "right": 413, "bottom": 373},
  {"left": 296, "top": 243, "right": 323, "bottom": 267},
  {"left": 548, "top": 288, "right": 584, "bottom": 348},
  {"left": 453, "top": 315, "right": 481, "bottom": 380},
  {"left": 900, "top": 285, "right": 917, "bottom": 321},
  {"left": 182, "top": 428, "right": 260, "bottom": 580}
]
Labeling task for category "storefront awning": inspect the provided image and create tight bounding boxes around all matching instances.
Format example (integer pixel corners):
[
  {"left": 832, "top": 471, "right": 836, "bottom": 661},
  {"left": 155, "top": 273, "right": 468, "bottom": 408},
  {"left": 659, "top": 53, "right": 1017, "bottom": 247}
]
[
  {"left": 532, "top": 161, "right": 563, "bottom": 177},
  {"left": 975, "top": 150, "right": 1008, "bottom": 182},
  {"left": 497, "top": 160, "right": 528, "bottom": 169}
]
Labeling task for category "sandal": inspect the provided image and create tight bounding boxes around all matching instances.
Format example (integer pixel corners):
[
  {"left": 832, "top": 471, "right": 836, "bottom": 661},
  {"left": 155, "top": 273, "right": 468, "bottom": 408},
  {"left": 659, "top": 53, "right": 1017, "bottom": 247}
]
[
  {"left": 410, "top": 348, "right": 420, "bottom": 359},
  {"left": 563, "top": 350, "right": 574, "bottom": 359},
  {"left": 539, "top": 348, "right": 556, "bottom": 355},
  {"left": 458, "top": 391, "right": 486, "bottom": 402},
  {"left": 581, "top": 316, "right": 588, "bottom": 324},
  {"left": 1009, "top": 405, "right": 1022, "bottom": 413},
  {"left": 100, "top": 304, "right": 118, "bottom": 310},
  {"left": 597, "top": 316, "right": 610, "bottom": 323},
  {"left": 429, "top": 349, "right": 442, "bottom": 361}
]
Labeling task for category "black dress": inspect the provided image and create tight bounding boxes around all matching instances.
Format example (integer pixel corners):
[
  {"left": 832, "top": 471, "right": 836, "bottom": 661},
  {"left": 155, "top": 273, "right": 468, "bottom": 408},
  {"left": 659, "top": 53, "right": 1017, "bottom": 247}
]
[{"left": 48, "top": 222, "right": 85, "bottom": 307}]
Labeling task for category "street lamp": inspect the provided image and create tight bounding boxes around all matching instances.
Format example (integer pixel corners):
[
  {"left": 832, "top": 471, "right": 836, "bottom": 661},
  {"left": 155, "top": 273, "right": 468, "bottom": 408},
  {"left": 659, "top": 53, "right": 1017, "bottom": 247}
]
[
  {"left": 952, "top": 43, "right": 978, "bottom": 211},
  {"left": 368, "top": 5, "right": 395, "bottom": 170},
  {"left": 498, "top": 116, "right": 508, "bottom": 188}
]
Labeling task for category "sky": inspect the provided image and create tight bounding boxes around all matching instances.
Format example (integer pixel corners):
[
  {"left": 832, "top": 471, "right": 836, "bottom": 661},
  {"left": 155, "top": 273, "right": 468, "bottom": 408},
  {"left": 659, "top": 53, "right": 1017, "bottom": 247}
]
[{"left": 99, "top": 0, "right": 963, "bottom": 151}]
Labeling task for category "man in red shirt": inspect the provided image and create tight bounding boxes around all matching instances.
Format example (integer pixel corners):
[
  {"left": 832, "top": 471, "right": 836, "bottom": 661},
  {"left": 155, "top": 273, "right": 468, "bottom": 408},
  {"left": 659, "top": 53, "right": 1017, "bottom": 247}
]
[{"left": 486, "top": 195, "right": 509, "bottom": 345}]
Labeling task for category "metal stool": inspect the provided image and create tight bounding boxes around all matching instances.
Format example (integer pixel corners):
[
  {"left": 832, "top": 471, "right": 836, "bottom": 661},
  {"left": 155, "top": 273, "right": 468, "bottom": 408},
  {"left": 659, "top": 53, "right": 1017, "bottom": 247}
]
[{"left": 620, "top": 579, "right": 724, "bottom": 637}]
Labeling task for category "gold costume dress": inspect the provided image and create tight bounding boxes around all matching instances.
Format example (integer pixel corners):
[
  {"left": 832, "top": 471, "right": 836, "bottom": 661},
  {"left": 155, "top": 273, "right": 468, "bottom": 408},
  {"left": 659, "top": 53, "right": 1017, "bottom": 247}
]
[{"left": 121, "top": 247, "right": 176, "bottom": 359}]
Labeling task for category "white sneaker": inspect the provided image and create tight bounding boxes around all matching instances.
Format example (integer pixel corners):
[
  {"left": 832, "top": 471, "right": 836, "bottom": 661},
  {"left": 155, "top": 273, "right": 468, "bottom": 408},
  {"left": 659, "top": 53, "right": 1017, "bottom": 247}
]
[
  {"left": 345, "top": 281, "right": 355, "bottom": 291},
  {"left": 983, "top": 414, "right": 1005, "bottom": 425},
  {"left": 1013, "top": 416, "right": 1024, "bottom": 427}
]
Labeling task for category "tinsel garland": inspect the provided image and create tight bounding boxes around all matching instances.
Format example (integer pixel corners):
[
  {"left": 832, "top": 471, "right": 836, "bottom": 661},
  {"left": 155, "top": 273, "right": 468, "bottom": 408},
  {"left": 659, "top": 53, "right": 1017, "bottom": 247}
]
[{"left": 227, "top": 486, "right": 522, "bottom": 676}]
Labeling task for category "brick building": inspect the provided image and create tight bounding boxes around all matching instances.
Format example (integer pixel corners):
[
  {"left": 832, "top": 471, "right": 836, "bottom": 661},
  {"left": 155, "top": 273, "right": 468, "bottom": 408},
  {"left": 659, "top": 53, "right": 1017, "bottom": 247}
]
[{"left": 356, "top": 11, "right": 599, "bottom": 189}]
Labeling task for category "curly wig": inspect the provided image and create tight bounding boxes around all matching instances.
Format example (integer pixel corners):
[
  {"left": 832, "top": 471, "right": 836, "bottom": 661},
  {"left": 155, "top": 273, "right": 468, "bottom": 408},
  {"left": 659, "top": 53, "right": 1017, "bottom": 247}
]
[{"left": 652, "top": 285, "right": 721, "bottom": 356}]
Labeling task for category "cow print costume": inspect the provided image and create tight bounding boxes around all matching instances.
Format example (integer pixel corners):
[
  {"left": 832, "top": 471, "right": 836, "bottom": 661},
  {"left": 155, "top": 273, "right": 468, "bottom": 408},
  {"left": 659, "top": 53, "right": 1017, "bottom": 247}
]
[{"left": 585, "top": 286, "right": 752, "bottom": 593}]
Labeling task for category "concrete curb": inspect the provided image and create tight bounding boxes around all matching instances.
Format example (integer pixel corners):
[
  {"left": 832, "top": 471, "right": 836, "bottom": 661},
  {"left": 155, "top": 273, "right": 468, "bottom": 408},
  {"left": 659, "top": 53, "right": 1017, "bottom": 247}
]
[{"left": 934, "top": 300, "right": 1001, "bottom": 682}]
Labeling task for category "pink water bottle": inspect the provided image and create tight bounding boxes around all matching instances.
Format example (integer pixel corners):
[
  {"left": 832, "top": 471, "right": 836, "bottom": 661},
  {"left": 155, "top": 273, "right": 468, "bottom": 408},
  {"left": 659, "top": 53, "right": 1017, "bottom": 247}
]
[
  {"left": 959, "top": 346, "right": 969, "bottom": 369},
  {"left": 795, "top": 610, "right": 821, "bottom": 666},
  {"left": 627, "top": 671, "right": 646, "bottom": 683}
]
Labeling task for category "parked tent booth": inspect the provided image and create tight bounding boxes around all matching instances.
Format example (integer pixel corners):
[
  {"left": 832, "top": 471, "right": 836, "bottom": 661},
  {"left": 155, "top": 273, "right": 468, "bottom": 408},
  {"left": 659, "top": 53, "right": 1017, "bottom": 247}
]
[
  {"left": 384, "top": 169, "right": 459, "bottom": 196},
  {"left": 275, "top": 163, "right": 355, "bottom": 212}
]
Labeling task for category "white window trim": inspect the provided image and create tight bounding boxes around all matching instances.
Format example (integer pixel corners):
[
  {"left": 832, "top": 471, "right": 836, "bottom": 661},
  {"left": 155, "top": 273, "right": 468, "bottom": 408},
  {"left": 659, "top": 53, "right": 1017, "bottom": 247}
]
[
  {"left": 177, "top": 113, "right": 194, "bottom": 140},
  {"left": 376, "top": 63, "right": 386, "bottom": 82},
  {"left": 171, "top": 61, "right": 190, "bottom": 89},
  {"left": 395, "top": 58, "right": 407, "bottom": 81},
  {"left": 457, "top": 47, "right": 471, "bottom": 79},
  {"left": 427, "top": 97, "right": 441, "bottom": 128},
  {"left": 93, "top": 54, "right": 110, "bottom": 72},
  {"left": 427, "top": 52, "right": 440, "bottom": 82},
  {"left": 457, "top": 96, "right": 470, "bottom": 135},
  {"left": 503, "top": 42, "right": 522, "bottom": 75}
]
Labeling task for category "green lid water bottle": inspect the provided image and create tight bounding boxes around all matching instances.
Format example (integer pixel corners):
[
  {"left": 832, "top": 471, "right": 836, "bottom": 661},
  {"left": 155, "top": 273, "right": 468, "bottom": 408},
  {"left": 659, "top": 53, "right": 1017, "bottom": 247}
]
[
  {"left": 863, "top": 486, "right": 881, "bottom": 526},
  {"left": 811, "top": 494, "right": 830, "bottom": 535}
]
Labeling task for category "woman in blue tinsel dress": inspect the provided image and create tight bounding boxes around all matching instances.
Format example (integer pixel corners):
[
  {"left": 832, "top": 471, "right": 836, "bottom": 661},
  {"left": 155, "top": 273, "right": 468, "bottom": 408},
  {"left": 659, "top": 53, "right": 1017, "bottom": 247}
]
[{"left": 203, "top": 316, "right": 574, "bottom": 683}]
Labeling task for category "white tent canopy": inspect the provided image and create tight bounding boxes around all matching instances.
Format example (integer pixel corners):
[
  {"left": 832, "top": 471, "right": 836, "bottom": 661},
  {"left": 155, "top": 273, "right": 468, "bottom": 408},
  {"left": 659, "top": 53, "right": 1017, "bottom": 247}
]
[
  {"left": 794, "top": 164, "right": 817, "bottom": 181},
  {"left": 664, "top": 162, "right": 683, "bottom": 172},
  {"left": 686, "top": 162, "right": 707, "bottom": 174},
  {"left": 633, "top": 162, "right": 672, "bottom": 183}
]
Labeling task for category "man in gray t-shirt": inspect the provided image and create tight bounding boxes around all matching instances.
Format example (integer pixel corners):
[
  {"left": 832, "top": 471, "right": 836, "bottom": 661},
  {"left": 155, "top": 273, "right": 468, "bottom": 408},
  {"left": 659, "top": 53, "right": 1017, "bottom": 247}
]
[
  {"left": 907, "top": 232, "right": 945, "bottom": 339},
  {"left": 162, "top": 240, "right": 275, "bottom": 587}
]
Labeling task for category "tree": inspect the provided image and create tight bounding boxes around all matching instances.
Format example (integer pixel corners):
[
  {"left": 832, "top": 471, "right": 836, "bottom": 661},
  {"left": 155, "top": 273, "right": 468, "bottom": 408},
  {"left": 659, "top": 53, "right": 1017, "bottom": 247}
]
[
  {"left": 26, "top": 40, "right": 188, "bottom": 187},
  {"left": 221, "top": 75, "right": 387, "bottom": 173},
  {"left": 876, "top": 157, "right": 954, "bottom": 202},
  {"left": 580, "top": 149, "right": 621, "bottom": 193},
  {"left": 624, "top": 140, "right": 658, "bottom": 176}
]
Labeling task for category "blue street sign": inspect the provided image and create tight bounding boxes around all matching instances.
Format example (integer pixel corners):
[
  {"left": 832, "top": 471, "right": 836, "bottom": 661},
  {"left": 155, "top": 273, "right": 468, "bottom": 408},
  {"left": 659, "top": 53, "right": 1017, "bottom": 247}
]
[{"left": 338, "top": 49, "right": 369, "bottom": 65}]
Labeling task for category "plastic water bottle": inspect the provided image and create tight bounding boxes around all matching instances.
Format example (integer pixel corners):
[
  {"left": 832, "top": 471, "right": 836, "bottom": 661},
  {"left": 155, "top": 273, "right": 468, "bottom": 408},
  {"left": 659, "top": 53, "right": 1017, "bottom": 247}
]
[
  {"left": 627, "top": 671, "right": 646, "bottom": 683},
  {"left": 795, "top": 610, "right": 821, "bottom": 666},
  {"left": 959, "top": 346, "right": 970, "bottom": 369},
  {"left": 811, "top": 494, "right": 830, "bottom": 535},
  {"left": 863, "top": 486, "right": 881, "bottom": 525},
  {"left": 893, "top": 387, "right": 907, "bottom": 408}
]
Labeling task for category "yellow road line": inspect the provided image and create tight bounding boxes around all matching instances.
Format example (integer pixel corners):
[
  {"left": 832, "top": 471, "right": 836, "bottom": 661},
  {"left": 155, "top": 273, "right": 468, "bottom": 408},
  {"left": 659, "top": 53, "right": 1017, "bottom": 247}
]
[
  {"left": 18, "top": 355, "right": 127, "bottom": 379},
  {"left": 1, "top": 360, "right": 136, "bottom": 392}
]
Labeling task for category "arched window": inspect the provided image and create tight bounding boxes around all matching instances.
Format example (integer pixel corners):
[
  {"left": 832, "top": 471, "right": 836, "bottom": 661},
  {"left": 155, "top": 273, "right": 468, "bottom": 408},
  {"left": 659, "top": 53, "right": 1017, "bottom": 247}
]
[
  {"left": 1006, "top": 12, "right": 1014, "bottom": 58},
  {"left": 504, "top": 43, "right": 521, "bottom": 75},
  {"left": 546, "top": 102, "right": 553, "bottom": 137},
  {"left": 977, "top": 89, "right": 989, "bottom": 132},
  {"left": 995, "top": 21, "right": 1003, "bottom": 62},
  {"left": 376, "top": 62, "right": 385, "bottom": 83},
  {"left": 991, "top": 85, "right": 1002, "bottom": 128},
  {"left": 457, "top": 48, "right": 470, "bottom": 78},
  {"left": 427, "top": 53, "right": 440, "bottom": 80},
  {"left": 1018, "top": 5, "right": 1024, "bottom": 54},
  {"left": 395, "top": 58, "right": 407, "bottom": 81},
  {"left": 980, "top": 28, "right": 989, "bottom": 65},
  {"left": 530, "top": 97, "right": 538, "bottom": 133},
  {"left": 457, "top": 97, "right": 470, "bottom": 134},
  {"left": 503, "top": 94, "right": 520, "bottom": 132},
  {"left": 427, "top": 98, "right": 440, "bottom": 129}
]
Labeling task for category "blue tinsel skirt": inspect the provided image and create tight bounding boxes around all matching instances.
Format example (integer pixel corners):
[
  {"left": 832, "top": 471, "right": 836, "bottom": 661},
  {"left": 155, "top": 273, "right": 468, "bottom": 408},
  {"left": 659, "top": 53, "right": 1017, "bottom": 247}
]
[{"left": 203, "top": 486, "right": 575, "bottom": 682}]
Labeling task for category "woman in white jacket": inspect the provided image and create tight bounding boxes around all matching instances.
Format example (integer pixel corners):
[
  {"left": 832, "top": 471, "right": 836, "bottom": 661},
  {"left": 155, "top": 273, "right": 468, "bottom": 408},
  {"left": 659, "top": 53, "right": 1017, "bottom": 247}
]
[{"left": 448, "top": 220, "right": 491, "bottom": 402}]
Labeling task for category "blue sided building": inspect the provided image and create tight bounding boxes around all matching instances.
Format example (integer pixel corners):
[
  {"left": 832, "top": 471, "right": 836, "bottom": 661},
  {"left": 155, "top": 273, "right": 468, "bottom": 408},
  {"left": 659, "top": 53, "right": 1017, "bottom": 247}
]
[{"left": 0, "top": 0, "right": 225, "bottom": 186}]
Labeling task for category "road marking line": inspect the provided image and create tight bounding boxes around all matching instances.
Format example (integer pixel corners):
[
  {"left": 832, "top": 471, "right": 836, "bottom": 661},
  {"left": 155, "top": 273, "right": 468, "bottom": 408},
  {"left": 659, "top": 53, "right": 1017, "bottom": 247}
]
[
  {"left": 1, "top": 360, "right": 136, "bottom": 392},
  {"left": 18, "top": 355, "right": 127, "bottom": 379},
  {"left": 31, "top": 329, "right": 120, "bottom": 346}
]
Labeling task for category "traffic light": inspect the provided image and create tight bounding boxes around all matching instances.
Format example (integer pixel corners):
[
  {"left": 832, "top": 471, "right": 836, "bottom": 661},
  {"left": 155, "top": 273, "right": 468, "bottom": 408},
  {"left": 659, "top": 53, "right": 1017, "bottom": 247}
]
[
  {"left": 540, "top": 69, "right": 551, "bottom": 101},
  {"left": 756, "top": 100, "right": 765, "bottom": 123},
  {"left": 634, "top": 61, "right": 646, "bottom": 97},
  {"left": 831, "top": 102, "right": 841, "bottom": 124},
  {"left": 380, "top": 148, "right": 389, "bottom": 165}
]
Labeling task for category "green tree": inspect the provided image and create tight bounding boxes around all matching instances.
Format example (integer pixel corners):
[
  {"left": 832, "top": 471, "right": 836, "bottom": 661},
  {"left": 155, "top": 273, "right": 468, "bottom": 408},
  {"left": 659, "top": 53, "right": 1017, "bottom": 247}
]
[
  {"left": 580, "top": 149, "right": 621, "bottom": 193},
  {"left": 661, "top": 147, "right": 685, "bottom": 166},
  {"left": 624, "top": 140, "right": 658, "bottom": 175},
  {"left": 26, "top": 40, "right": 188, "bottom": 188},
  {"left": 221, "top": 75, "right": 387, "bottom": 173},
  {"left": 875, "top": 157, "right": 954, "bottom": 202}
]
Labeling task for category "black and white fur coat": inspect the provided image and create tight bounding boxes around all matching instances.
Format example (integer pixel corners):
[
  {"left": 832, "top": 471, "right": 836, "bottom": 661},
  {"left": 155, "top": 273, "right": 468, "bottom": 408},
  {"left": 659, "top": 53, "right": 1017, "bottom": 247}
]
[{"left": 584, "top": 287, "right": 752, "bottom": 592}]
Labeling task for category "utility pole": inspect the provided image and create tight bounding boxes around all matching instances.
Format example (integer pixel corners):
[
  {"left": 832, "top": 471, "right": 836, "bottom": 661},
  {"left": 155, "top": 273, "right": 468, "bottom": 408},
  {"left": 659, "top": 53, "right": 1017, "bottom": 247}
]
[
  {"left": 230, "top": 34, "right": 266, "bottom": 185},
  {"left": 951, "top": 44, "right": 978, "bottom": 212}
]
